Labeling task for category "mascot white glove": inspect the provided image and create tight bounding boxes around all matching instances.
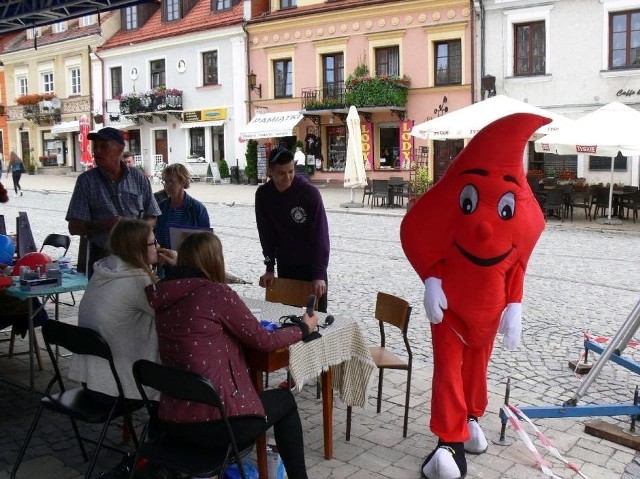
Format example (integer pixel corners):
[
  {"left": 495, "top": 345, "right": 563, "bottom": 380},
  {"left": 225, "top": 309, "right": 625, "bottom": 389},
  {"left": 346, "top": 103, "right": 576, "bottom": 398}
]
[
  {"left": 498, "top": 303, "right": 522, "bottom": 350},
  {"left": 424, "top": 277, "right": 447, "bottom": 324}
]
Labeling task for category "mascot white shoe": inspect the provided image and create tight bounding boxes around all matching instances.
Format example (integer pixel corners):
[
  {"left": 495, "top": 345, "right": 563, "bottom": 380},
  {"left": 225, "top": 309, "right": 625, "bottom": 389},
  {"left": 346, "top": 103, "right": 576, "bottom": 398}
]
[
  {"left": 464, "top": 417, "right": 488, "bottom": 454},
  {"left": 422, "top": 443, "right": 466, "bottom": 479}
]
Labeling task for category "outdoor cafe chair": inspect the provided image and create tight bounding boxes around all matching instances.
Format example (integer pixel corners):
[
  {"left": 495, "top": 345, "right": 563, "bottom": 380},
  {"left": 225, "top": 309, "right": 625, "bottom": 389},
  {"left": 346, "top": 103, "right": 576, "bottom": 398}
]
[
  {"left": 542, "top": 188, "right": 565, "bottom": 222},
  {"left": 346, "top": 292, "right": 413, "bottom": 440},
  {"left": 12, "top": 321, "right": 140, "bottom": 479},
  {"left": 592, "top": 186, "right": 610, "bottom": 218},
  {"left": 362, "top": 177, "right": 372, "bottom": 205},
  {"left": 130, "top": 360, "right": 254, "bottom": 479},
  {"left": 370, "top": 179, "right": 388, "bottom": 208},
  {"left": 624, "top": 190, "right": 640, "bottom": 223},
  {"left": 568, "top": 185, "right": 592, "bottom": 221}
]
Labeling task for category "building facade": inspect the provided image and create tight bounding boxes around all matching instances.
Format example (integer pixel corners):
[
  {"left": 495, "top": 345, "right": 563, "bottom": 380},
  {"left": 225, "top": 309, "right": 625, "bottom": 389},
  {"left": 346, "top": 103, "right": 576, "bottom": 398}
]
[{"left": 479, "top": 0, "right": 640, "bottom": 187}]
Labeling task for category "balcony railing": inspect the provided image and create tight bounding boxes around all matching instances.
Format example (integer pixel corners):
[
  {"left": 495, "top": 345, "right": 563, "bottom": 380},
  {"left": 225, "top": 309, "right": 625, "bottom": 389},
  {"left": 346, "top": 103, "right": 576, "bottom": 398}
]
[
  {"left": 23, "top": 102, "right": 62, "bottom": 124},
  {"left": 301, "top": 76, "right": 410, "bottom": 111},
  {"left": 119, "top": 89, "right": 183, "bottom": 115}
]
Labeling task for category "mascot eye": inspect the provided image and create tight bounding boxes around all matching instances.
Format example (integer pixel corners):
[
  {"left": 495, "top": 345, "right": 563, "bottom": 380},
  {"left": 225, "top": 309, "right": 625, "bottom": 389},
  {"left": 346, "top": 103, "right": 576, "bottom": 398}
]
[
  {"left": 459, "top": 184, "right": 479, "bottom": 214},
  {"left": 498, "top": 192, "right": 515, "bottom": 220}
]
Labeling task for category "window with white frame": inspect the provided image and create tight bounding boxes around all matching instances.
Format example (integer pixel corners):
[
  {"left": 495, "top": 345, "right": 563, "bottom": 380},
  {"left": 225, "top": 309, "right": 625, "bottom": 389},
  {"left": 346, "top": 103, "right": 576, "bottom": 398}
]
[
  {"left": 609, "top": 8, "right": 640, "bottom": 69},
  {"left": 213, "top": 0, "right": 232, "bottom": 10},
  {"left": 16, "top": 76, "right": 28, "bottom": 96},
  {"left": 26, "top": 27, "right": 40, "bottom": 40},
  {"left": 42, "top": 72, "right": 54, "bottom": 93},
  {"left": 123, "top": 6, "right": 138, "bottom": 30},
  {"left": 111, "top": 67, "right": 123, "bottom": 98},
  {"left": 165, "top": 0, "right": 180, "bottom": 21},
  {"left": 281, "top": 0, "right": 296, "bottom": 8},
  {"left": 52, "top": 21, "right": 67, "bottom": 33},
  {"left": 514, "top": 21, "right": 545, "bottom": 76},
  {"left": 79, "top": 15, "right": 97, "bottom": 27},
  {"left": 70, "top": 68, "right": 81, "bottom": 95},
  {"left": 202, "top": 51, "right": 218, "bottom": 86}
]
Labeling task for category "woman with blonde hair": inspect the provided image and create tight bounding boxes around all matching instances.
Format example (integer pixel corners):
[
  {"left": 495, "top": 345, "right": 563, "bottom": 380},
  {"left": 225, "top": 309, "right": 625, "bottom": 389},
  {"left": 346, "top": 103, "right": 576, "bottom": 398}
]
[
  {"left": 147, "top": 232, "right": 317, "bottom": 478},
  {"left": 5, "top": 151, "right": 25, "bottom": 197},
  {"left": 69, "top": 218, "right": 172, "bottom": 401}
]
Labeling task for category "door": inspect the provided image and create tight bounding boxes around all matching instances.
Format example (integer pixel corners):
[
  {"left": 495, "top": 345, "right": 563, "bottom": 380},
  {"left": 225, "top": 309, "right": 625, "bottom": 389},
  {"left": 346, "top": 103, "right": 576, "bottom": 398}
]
[
  {"left": 20, "top": 131, "right": 31, "bottom": 166},
  {"left": 154, "top": 129, "right": 168, "bottom": 164},
  {"left": 433, "top": 140, "right": 464, "bottom": 183}
]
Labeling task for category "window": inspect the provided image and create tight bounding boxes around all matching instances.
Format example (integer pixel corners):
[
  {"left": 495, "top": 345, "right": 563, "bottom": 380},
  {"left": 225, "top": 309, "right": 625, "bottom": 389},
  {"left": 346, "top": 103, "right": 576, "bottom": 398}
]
[
  {"left": 150, "top": 59, "right": 166, "bottom": 89},
  {"left": 379, "top": 126, "right": 400, "bottom": 169},
  {"left": 190, "top": 127, "right": 205, "bottom": 158},
  {"left": 323, "top": 53, "right": 344, "bottom": 98},
  {"left": 273, "top": 59, "right": 293, "bottom": 98},
  {"left": 124, "top": 6, "right": 138, "bottom": 30},
  {"left": 165, "top": 0, "right": 180, "bottom": 21},
  {"left": 434, "top": 40, "right": 461, "bottom": 85},
  {"left": 111, "top": 67, "right": 123, "bottom": 98},
  {"left": 70, "top": 68, "right": 81, "bottom": 95},
  {"left": 610, "top": 9, "right": 640, "bottom": 69},
  {"left": 213, "top": 0, "right": 232, "bottom": 9},
  {"left": 52, "top": 22, "right": 67, "bottom": 33},
  {"left": 26, "top": 27, "right": 40, "bottom": 40},
  {"left": 79, "top": 15, "right": 97, "bottom": 27},
  {"left": 327, "top": 127, "right": 346, "bottom": 171},
  {"left": 42, "top": 72, "right": 54, "bottom": 93},
  {"left": 514, "top": 21, "right": 545, "bottom": 76},
  {"left": 375, "top": 46, "right": 399, "bottom": 76},
  {"left": 202, "top": 51, "right": 218, "bottom": 86},
  {"left": 17, "top": 76, "right": 28, "bottom": 96},
  {"left": 281, "top": 0, "right": 296, "bottom": 8}
]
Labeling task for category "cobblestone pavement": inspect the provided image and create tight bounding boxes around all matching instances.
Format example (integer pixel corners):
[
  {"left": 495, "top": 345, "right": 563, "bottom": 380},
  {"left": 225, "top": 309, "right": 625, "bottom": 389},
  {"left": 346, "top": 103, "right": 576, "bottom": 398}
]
[{"left": 1, "top": 175, "right": 640, "bottom": 478}]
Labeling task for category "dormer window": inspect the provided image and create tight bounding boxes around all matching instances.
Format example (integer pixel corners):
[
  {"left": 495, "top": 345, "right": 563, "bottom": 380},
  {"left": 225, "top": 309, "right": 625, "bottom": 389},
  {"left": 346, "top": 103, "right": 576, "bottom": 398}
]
[
  {"left": 164, "top": 0, "right": 197, "bottom": 22},
  {"left": 26, "top": 27, "right": 40, "bottom": 40},
  {"left": 79, "top": 15, "right": 97, "bottom": 27},
  {"left": 52, "top": 21, "right": 67, "bottom": 33}
]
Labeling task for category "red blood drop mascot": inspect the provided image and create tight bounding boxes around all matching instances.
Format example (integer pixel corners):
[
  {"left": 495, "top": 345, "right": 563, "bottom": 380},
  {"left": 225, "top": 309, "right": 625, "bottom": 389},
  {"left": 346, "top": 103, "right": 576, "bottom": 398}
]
[{"left": 400, "top": 113, "right": 549, "bottom": 479}]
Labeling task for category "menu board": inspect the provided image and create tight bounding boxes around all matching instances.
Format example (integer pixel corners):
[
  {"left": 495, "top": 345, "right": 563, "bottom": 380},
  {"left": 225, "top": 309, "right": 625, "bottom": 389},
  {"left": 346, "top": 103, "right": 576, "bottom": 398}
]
[{"left": 257, "top": 144, "right": 268, "bottom": 181}]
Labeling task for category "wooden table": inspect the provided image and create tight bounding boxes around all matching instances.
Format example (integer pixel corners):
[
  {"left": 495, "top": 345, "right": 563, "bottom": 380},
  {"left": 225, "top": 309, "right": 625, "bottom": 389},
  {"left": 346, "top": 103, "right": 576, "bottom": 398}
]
[{"left": 243, "top": 298, "right": 375, "bottom": 479}]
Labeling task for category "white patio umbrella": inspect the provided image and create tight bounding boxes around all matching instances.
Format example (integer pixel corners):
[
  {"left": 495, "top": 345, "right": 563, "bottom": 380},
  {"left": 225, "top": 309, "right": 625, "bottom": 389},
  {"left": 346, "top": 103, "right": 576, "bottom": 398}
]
[
  {"left": 534, "top": 101, "right": 640, "bottom": 223},
  {"left": 341, "top": 105, "right": 368, "bottom": 208},
  {"left": 411, "top": 94, "right": 572, "bottom": 141}
]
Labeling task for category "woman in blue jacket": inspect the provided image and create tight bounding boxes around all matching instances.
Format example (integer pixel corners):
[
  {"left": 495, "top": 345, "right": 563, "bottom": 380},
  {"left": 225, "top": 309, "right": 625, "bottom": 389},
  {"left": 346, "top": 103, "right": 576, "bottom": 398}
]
[{"left": 154, "top": 163, "right": 210, "bottom": 251}]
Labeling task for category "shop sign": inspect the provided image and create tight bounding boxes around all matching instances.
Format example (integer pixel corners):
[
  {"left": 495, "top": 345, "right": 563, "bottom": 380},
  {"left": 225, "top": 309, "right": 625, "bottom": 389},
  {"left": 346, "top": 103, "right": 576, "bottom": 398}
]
[
  {"left": 182, "top": 108, "right": 227, "bottom": 123},
  {"left": 362, "top": 122, "right": 373, "bottom": 169},
  {"left": 400, "top": 120, "right": 414, "bottom": 169}
]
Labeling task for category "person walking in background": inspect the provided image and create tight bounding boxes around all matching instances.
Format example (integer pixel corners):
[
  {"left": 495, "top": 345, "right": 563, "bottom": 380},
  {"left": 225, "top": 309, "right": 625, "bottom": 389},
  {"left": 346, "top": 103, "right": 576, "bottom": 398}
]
[
  {"left": 66, "top": 127, "right": 161, "bottom": 278},
  {"left": 255, "top": 146, "right": 330, "bottom": 312},
  {"left": 5, "top": 151, "right": 24, "bottom": 197},
  {"left": 146, "top": 232, "right": 316, "bottom": 478}
]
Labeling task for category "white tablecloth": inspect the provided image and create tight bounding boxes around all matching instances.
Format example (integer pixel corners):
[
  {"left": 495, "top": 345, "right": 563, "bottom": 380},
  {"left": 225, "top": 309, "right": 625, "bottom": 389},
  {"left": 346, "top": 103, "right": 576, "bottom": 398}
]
[{"left": 243, "top": 298, "right": 376, "bottom": 407}]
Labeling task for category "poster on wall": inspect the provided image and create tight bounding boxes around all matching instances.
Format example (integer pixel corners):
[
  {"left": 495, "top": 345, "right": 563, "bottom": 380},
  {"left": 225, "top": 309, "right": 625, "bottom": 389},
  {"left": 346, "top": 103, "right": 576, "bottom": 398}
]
[
  {"left": 257, "top": 144, "right": 267, "bottom": 181},
  {"left": 363, "top": 122, "right": 374, "bottom": 169},
  {"left": 400, "top": 120, "right": 415, "bottom": 170}
]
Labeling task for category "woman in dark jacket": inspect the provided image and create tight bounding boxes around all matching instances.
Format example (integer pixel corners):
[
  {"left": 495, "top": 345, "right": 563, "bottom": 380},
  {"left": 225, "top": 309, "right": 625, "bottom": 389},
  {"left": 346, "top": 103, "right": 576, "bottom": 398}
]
[{"left": 146, "top": 232, "right": 317, "bottom": 479}]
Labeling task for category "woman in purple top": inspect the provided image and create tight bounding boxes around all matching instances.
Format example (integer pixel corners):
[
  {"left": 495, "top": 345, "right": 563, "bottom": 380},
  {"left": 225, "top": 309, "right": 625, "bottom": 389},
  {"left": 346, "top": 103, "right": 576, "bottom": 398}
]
[{"left": 255, "top": 147, "right": 330, "bottom": 311}]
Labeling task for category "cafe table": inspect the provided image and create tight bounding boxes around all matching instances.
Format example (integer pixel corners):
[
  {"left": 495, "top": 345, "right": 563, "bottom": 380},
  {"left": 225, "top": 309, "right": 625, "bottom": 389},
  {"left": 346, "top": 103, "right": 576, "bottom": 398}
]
[
  {"left": 243, "top": 298, "right": 376, "bottom": 479},
  {"left": 3, "top": 271, "right": 88, "bottom": 390}
]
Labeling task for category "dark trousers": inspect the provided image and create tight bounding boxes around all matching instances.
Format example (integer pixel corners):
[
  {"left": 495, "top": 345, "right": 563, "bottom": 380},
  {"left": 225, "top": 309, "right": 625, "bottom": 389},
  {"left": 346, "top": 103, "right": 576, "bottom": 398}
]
[
  {"left": 163, "top": 389, "right": 308, "bottom": 478},
  {"left": 277, "top": 264, "right": 328, "bottom": 313},
  {"left": 12, "top": 171, "right": 21, "bottom": 193}
]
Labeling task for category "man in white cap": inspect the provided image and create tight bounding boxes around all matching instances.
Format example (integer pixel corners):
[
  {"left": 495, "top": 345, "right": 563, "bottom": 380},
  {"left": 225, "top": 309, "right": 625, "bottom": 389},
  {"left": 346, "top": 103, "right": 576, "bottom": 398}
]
[{"left": 66, "top": 127, "right": 161, "bottom": 277}]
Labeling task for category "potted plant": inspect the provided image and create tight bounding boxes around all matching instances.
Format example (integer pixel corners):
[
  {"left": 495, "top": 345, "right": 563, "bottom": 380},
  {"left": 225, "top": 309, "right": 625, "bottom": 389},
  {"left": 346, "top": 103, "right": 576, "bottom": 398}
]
[
  {"left": 244, "top": 139, "right": 258, "bottom": 185},
  {"left": 218, "top": 158, "right": 230, "bottom": 184},
  {"left": 407, "top": 166, "right": 432, "bottom": 209},
  {"left": 27, "top": 161, "right": 36, "bottom": 175}
]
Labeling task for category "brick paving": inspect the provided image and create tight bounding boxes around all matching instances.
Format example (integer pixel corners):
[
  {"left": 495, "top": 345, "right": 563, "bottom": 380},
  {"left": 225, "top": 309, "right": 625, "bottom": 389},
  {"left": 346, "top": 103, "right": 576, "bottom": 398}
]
[{"left": 1, "top": 174, "right": 640, "bottom": 478}]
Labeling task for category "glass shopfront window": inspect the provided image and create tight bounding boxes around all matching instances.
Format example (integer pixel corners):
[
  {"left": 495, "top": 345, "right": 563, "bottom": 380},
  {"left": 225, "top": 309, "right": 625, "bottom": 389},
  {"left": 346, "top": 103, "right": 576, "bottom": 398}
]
[
  {"left": 379, "top": 125, "right": 400, "bottom": 169},
  {"left": 190, "top": 127, "right": 205, "bottom": 158},
  {"left": 327, "top": 126, "right": 346, "bottom": 171}
]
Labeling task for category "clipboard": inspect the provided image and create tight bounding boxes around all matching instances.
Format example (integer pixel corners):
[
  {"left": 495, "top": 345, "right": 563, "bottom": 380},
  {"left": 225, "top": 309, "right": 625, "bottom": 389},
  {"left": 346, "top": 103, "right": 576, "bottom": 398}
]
[{"left": 169, "top": 226, "right": 214, "bottom": 250}]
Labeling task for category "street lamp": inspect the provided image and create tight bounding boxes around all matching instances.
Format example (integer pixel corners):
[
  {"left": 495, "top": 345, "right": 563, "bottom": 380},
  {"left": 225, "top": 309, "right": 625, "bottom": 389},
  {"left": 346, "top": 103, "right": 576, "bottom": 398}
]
[
  {"left": 248, "top": 71, "right": 262, "bottom": 98},
  {"left": 481, "top": 74, "right": 496, "bottom": 99}
]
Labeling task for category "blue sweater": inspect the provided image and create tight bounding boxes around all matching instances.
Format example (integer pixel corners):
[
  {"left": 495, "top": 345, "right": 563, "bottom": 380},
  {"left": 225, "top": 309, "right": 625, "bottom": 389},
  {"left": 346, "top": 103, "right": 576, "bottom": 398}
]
[
  {"left": 155, "top": 192, "right": 210, "bottom": 249},
  {"left": 255, "top": 175, "right": 329, "bottom": 280}
]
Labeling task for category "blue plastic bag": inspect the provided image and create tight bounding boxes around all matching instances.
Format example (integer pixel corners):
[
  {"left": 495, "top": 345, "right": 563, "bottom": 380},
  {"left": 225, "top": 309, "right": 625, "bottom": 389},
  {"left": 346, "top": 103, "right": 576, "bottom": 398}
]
[{"left": 223, "top": 459, "right": 259, "bottom": 479}]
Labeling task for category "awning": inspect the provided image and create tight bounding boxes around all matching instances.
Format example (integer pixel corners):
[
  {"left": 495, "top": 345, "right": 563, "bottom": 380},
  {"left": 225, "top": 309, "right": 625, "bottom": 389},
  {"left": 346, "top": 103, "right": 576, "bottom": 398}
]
[
  {"left": 51, "top": 121, "right": 79, "bottom": 134},
  {"left": 180, "top": 120, "right": 225, "bottom": 129},
  {"left": 239, "top": 111, "right": 304, "bottom": 140},
  {"left": 108, "top": 119, "right": 138, "bottom": 130}
]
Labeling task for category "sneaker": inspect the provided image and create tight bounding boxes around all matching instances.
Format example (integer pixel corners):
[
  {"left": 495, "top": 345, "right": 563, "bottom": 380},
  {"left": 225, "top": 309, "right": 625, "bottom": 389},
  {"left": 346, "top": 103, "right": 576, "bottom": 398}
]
[
  {"left": 19, "top": 191, "right": 23, "bottom": 196},
  {"left": 422, "top": 442, "right": 467, "bottom": 479}
]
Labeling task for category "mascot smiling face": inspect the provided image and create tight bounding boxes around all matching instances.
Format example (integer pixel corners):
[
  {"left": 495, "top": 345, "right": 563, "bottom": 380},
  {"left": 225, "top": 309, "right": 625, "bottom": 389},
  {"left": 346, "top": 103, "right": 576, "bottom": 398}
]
[{"left": 401, "top": 113, "right": 548, "bottom": 293}]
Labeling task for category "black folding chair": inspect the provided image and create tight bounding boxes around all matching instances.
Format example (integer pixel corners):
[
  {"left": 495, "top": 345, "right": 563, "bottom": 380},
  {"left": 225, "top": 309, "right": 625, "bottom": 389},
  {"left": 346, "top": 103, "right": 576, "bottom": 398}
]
[
  {"left": 130, "top": 360, "right": 254, "bottom": 479},
  {"left": 40, "top": 233, "right": 76, "bottom": 306},
  {"left": 12, "top": 321, "right": 139, "bottom": 479}
]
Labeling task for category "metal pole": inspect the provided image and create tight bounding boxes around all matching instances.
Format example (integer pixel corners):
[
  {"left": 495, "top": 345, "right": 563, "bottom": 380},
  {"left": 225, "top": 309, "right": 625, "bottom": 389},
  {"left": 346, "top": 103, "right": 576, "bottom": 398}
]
[{"left": 566, "top": 298, "right": 640, "bottom": 406}]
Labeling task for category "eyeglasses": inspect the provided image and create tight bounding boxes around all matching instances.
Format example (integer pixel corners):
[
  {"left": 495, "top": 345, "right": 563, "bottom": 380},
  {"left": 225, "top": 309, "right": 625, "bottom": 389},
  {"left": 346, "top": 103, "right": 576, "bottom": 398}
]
[{"left": 147, "top": 239, "right": 159, "bottom": 248}]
